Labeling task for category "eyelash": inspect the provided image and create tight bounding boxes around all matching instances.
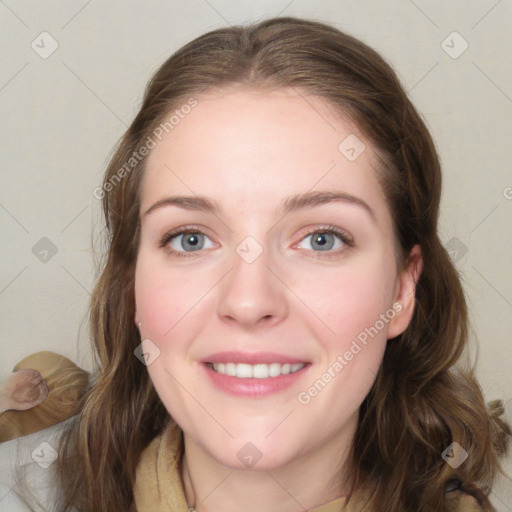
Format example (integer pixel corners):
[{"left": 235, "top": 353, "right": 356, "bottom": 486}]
[{"left": 158, "top": 224, "right": 354, "bottom": 259}]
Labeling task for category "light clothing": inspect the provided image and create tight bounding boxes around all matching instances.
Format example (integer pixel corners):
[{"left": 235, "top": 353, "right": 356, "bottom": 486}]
[
  {"left": 134, "top": 419, "right": 484, "bottom": 512},
  {"left": 0, "top": 417, "right": 486, "bottom": 512},
  {"left": 0, "top": 419, "right": 78, "bottom": 512}
]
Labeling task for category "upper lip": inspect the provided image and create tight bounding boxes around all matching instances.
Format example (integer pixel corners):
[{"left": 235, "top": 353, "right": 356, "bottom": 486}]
[{"left": 201, "top": 351, "right": 310, "bottom": 365}]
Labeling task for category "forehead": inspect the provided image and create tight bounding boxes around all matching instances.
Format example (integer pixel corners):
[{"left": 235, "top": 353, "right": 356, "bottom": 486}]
[{"left": 141, "top": 86, "right": 389, "bottom": 222}]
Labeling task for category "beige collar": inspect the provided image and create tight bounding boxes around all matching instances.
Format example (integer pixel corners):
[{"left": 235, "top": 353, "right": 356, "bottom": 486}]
[
  {"left": 133, "top": 419, "right": 349, "bottom": 512},
  {"left": 133, "top": 419, "right": 482, "bottom": 512}
]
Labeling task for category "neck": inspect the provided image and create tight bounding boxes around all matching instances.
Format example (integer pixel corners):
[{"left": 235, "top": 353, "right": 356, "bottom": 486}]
[{"left": 181, "top": 414, "right": 357, "bottom": 512}]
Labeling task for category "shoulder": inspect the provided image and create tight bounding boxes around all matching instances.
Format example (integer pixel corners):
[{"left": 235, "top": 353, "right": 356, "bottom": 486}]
[{"left": 0, "top": 417, "right": 77, "bottom": 512}]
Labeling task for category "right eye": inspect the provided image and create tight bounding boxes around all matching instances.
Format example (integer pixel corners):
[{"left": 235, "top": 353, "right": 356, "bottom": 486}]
[{"left": 159, "top": 227, "right": 216, "bottom": 258}]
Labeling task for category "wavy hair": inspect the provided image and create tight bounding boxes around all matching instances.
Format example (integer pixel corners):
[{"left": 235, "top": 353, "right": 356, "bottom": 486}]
[{"left": 16, "top": 16, "right": 511, "bottom": 512}]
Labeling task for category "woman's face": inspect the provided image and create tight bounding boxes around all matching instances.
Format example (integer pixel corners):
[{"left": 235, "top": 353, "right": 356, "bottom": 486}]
[{"left": 134, "top": 86, "right": 421, "bottom": 471}]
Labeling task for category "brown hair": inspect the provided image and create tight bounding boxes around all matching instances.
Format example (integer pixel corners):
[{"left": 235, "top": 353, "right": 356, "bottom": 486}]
[{"left": 16, "top": 16, "right": 511, "bottom": 512}]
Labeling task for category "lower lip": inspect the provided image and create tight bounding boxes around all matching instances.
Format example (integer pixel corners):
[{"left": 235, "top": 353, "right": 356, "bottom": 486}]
[{"left": 201, "top": 363, "right": 311, "bottom": 398}]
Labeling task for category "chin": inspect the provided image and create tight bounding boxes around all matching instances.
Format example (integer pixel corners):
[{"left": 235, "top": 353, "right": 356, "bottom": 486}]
[{"left": 201, "top": 430, "right": 304, "bottom": 471}]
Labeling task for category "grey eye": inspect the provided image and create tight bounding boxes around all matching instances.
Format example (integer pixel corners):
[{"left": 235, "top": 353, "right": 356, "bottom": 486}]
[
  {"left": 299, "top": 232, "right": 343, "bottom": 252},
  {"left": 170, "top": 233, "right": 213, "bottom": 252}
]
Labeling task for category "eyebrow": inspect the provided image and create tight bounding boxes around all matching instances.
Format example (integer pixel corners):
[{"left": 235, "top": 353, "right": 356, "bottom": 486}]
[{"left": 144, "top": 190, "right": 376, "bottom": 223}]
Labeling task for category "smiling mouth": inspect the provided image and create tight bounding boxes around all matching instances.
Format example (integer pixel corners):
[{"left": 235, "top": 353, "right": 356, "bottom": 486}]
[{"left": 206, "top": 362, "right": 307, "bottom": 379}]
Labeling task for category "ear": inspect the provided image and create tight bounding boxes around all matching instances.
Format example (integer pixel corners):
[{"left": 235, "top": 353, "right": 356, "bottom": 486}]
[
  {"left": 134, "top": 309, "right": 140, "bottom": 328},
  {"left": 386, "top": 244, "right": 423, "bottom": 340}
]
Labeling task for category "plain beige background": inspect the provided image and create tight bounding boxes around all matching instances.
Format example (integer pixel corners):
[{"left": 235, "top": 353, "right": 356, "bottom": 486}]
[{"left": 1, "top": 0, "right": 511, "bottom": 509}]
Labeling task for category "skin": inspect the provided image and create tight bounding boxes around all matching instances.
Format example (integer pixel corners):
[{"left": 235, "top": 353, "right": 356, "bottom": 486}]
[{"left": 134, "top": 85, "right": 423, "bottom": 512}]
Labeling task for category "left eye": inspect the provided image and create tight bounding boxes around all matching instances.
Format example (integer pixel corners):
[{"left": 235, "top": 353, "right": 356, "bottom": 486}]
[{"left": 297, "top": 231, "right": 346, "bottom": 252}]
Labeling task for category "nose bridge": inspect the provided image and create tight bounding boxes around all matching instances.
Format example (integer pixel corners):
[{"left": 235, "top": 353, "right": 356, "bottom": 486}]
[{"left": 217, "top": 238, "right": 288, "bottom": 327}]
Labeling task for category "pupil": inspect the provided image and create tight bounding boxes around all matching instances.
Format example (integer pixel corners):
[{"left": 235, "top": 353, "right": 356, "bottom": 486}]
[
  {"left": 312, "top": 233, "right": 333, "bottom": 250},
  {"left": 184, "top": 234, "right": 201, "bottom": 250}
]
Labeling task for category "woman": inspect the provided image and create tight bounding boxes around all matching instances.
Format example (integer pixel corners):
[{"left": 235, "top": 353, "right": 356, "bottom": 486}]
[{"left": 15, "top": 16, "right": 510, "bottom": 512}]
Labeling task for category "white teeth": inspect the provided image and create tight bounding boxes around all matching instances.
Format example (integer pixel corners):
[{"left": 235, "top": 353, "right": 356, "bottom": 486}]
[
  {"left": 225, "top": 363, "right": 236, "bottom": 377},
  {"left": 211, "top": 362, "right": 306, "bottom": 378},
  {"left": 252, "top": 364, "right": 269, "bottom": 378},
  {"left": 235, "top": 363, "right": 253, "bottom": 378},
  {"left": 268, "top": 363, "right": 282, "bottom": 377}
]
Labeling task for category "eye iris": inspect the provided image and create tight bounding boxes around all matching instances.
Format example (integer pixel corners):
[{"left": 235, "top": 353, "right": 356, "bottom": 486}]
[
  {"left": 182, "top": 233, "right": 203, "bottom": 251},
  {"left": 311, "top": 233, "right": 334, "bottom": 251}
]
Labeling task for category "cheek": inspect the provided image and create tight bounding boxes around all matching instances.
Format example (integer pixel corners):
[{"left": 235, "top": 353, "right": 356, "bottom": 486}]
[
  {"left": 295, "top": 255, "right": 396, "bottom": 345},
  {"left": 134, "top": 255, "right": 209, "bottom": 420},
  {"left": 291, "top": 256, "right": 396, "bottom": 412},
  {"left": 134, "top": 256, "right": 205, "bottom": 340},
  {"left": 294, "top": 268, "right": 392, "bottom": 420}
]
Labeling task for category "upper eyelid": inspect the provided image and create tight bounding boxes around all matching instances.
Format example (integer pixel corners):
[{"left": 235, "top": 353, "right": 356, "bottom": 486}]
[
  {"left": 161, "top": 225, "right": 352, "bottom": 249},
  {"left": 294, "top": 227, "right": 353, "bottom": 250}
]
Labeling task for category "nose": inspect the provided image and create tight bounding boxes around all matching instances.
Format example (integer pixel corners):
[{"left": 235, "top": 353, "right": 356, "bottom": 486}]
[{"left": 217, "top": 246, "right": 289, "bottom": 330}]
